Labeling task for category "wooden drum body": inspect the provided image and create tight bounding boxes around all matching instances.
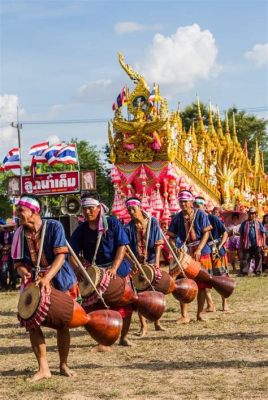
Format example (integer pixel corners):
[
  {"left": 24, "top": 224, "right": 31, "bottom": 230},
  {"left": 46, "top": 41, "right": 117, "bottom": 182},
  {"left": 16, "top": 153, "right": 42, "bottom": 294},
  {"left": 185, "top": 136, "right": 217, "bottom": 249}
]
[
  {"left": 79, "top": 265, "right": 126, "bottom": 305},
  {"left": 132, "top": 264, "right": 175, "bottom": 294},
  {"left": 18, "top": 283, "right": 88, "bottom": 330},
  {"left": 18, "top": 283, "right": 123, "bottom": 345}
]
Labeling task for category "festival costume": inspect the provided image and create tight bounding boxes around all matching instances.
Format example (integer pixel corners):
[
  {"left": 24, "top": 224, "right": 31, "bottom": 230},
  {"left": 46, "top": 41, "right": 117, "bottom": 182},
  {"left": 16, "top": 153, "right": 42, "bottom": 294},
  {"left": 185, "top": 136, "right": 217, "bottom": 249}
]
[
  {"left": 124, "top": 216, "right": 164, "bottom": 286},
  {"left": 208, "top": 214, "right": 228, "bottom": 276},
  {"left": 12, "top": 219, "right": 79, "bottom": 329},
  {"left": 239, "top": 220, "right": 265, "bottom": 275},
  {"left": 0, "top": 229, "right": 16, "bottom": 289},
  {"left": 168, "top": 209, "right": 212, "bottom": 288},
  {"left": 70, "top": 217, "right": 132, "bottom": 318}
]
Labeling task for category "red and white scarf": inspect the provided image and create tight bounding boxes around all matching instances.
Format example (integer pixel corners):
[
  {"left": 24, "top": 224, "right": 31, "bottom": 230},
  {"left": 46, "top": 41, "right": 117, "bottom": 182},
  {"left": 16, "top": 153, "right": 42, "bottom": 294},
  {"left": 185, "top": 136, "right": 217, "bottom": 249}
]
[{"left": 243, "top": 220, "right": 264, "bottom": 249}]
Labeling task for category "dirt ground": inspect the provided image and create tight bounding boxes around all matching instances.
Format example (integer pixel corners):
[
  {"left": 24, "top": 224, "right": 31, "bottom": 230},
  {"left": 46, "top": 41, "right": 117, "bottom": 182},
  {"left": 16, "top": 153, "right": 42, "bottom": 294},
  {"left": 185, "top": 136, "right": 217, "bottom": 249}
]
[{"left": 0, "top": 275, "right": 267, "bottom": 400}]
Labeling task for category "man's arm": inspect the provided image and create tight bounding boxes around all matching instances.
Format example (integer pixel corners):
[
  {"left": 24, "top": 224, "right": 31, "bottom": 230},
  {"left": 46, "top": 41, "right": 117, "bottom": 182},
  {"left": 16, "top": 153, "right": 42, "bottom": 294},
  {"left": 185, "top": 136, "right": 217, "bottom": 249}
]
[
  {"left": 35, "top": 253, "right": 66, "bottom": 293},
  {"left": 107, "top": 245, "right": 126, "bottom": 278},
  {"left": 194, "top": 231, "right": 210, "bottom": 261}
]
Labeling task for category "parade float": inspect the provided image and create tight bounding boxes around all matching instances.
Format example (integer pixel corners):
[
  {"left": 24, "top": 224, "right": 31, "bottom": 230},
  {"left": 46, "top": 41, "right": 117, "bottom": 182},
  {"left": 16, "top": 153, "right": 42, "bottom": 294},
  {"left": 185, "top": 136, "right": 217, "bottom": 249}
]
[{"left": 108, "top": 53, "right": 268, "bottom": 223}]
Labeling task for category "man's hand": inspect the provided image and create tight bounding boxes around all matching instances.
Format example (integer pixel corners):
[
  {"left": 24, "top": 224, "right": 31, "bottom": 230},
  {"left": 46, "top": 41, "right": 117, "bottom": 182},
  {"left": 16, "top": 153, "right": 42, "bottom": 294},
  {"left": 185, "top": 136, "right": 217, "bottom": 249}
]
[
  {"left": 106, "top": 265, "right": 117, "bottom": 279},
  {"left": 193, "top": 248, "right": 202, "bottom": 261},
  {"left": 17, "top": 266, "right": 32, "bottom": 285},
  {"left": 35, "top": 275, "right": 51, "bottom": 294}
]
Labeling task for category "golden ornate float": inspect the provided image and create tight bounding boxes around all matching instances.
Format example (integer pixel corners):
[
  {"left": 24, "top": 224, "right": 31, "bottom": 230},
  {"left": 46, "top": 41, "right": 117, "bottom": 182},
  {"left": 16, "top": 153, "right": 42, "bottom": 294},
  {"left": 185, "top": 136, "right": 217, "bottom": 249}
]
[{"left": 108, "top": 53, "right": 267, "bottom": 221}]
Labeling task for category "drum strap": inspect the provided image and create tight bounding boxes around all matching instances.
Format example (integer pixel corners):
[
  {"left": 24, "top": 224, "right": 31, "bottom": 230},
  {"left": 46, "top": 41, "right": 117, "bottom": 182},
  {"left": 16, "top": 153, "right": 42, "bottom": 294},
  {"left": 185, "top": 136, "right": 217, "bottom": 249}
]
[
  {"left": 144, "top": 216, "right": 152, "bottom": 263},
  {"left": 184, "top": 209, "right": 198, "bottom": 246},
  {"left": 35, "top": 221, "right": 47, "bottom": 279},
  {"left": 91, "top": 232, "right": 103, "bottom": 266}
]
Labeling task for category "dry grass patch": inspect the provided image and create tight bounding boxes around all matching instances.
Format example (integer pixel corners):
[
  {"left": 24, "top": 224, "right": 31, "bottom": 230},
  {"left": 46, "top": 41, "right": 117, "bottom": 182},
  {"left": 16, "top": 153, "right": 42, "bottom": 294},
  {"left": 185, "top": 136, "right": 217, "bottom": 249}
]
[{"left": 0, "top": 275, "right": 267, "bottom": 400}]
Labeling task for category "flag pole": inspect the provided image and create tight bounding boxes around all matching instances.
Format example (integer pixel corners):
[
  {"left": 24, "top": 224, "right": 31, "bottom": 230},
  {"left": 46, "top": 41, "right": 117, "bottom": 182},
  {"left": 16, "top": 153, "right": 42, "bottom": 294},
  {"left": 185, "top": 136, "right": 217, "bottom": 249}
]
[{"left": 11, "top": 106, "right": 23, "bottom": 195}]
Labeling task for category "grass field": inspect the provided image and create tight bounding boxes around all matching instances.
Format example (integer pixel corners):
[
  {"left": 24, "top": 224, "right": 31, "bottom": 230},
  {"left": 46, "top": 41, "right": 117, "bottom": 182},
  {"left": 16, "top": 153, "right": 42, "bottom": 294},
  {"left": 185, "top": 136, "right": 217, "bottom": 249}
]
[{"left": 0, "top": 275, "right": 267, "bottom": 400}]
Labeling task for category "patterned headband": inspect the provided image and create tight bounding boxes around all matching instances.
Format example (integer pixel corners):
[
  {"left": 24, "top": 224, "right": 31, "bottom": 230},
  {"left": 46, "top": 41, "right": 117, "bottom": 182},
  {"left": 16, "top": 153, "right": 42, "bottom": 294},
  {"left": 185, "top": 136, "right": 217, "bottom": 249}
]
[
  {"left": 17, "top": 197, "right": 41, "bottom": 213},
  {"left": 126, "top": 199, "right": 141, "bottom": 207},
  {"left": 178, "top": 191, "right": 194, "bottom": 202},
  {"left": 81, "top": 197, "right": 100, "bottom": 208},
  {"left": 194, "top": 198, "right": 206, "bottom": 205}
]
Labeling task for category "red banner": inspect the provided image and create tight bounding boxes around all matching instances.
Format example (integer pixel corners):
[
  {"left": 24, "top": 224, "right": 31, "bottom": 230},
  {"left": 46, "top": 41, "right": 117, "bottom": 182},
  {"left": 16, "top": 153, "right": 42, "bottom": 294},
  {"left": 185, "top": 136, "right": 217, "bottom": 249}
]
[{"left": 22, "top": 171, "right": 80, "bottom": 195}]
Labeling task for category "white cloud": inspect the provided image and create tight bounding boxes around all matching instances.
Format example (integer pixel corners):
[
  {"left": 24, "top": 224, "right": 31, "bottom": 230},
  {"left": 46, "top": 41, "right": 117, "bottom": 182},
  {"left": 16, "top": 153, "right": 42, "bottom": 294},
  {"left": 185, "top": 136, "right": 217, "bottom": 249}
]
[
  {"left": 245, "top": 43, "right": 268, "bottom": 67},
  {"left": 47, "top": 135, "right": 61, "bottom": 145},
  {"left": 114, "top": 21, "right": 162, "bottom": 35},
  {"left": 75, "top": 79, "right": 112, "bottom": 102},
  {"left": 0, "top": 95, "right": 25, "bottom": 159},
  {"left": 140, "top": 24, "right": 220, "bottom": 92}
]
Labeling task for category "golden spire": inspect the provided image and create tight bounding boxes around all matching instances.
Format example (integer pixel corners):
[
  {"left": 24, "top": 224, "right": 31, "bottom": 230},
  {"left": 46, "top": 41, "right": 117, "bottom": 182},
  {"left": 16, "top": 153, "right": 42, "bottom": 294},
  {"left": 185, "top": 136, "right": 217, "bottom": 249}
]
[
  {"left": 207, "top": 102, "right": 217, "bottom": 140},
  {"left": 216, "top": 107, "right": 224, "bottom": 140},
  {"left": 225, "top": 112, "right": 232, "bottom": 143},
  {"left": 196, "top": 96, "right": 206, "bottom": 146},
  {"left": 254, "top": 139, "right": 260, "bottom": 176},
  {"left": 232, "top": 112, "right": 239, "bottom": 144}
]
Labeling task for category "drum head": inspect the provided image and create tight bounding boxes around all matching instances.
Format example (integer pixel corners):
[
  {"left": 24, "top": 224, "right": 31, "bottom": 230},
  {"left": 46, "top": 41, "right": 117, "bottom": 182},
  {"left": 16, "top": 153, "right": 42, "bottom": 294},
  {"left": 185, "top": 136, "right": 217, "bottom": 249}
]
[
  {"left": 79, "top": 265, "right": 101, "bottom": 297},
  {"left": 18, "top": 283, "right": 41, "bottom": 320},
  {"left": 132, "top": 264, "right": 154, "bottom": 291}
]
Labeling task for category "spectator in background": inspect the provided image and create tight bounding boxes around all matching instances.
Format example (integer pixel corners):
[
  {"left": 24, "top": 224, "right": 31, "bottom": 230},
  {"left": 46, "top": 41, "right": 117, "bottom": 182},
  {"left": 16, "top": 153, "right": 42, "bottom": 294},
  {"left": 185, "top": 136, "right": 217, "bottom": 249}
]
[
  {"left": 0, "top": 219, "right": 17, "bottom": 290},
  {"left": 239, "top": 207, "right": 266, "bottom": 276},
  {"left": 226, "top": 213, "right": 241, "bottom": 273},
  {"left": 262, "top": 214, "right": 268, "bottom": 272}
]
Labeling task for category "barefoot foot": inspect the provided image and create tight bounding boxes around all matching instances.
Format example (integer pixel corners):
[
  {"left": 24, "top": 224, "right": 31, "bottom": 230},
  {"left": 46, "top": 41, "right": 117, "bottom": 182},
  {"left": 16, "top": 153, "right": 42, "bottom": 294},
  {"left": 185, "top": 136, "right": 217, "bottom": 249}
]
[
  {"left": 206, "top": 306, "right": 216, "bottom": 312},
  {"left": 27, "top": 370, "right": 52, "bottom": 382},
  {"left": 197, "top": 315, "right": 206, "bottom": 322},
  {"left": 60, "top": 364, "right": 77, "bottom": 378},
  {"left": 177, "top": 317, "right": 190, "bottom": 324},
  {"left": 135, "top": 328, "right": 147, "bottom": 337},
  {"left": 119, "top": 338, "right": 134, "bottom": 347},
  {"left": 91, "top": 344, "right": 112, "bottom": 353},
  {"left": 154, "top": 324, "right": 166, "bottom": 331}
]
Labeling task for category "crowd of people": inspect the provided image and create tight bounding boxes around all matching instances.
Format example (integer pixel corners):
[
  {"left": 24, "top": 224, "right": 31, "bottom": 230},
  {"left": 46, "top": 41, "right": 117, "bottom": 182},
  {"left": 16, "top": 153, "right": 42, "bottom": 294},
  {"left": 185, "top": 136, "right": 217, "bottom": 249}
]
[{"left": 0, "top": 191, "right": 267, "bottom": 381}]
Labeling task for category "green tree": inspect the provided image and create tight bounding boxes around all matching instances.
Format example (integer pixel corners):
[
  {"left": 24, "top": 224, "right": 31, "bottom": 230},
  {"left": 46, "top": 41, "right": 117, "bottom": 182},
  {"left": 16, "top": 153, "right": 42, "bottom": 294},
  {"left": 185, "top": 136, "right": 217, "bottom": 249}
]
[
  {"left": 0, "top": 172, "right": 12, "bottom": 218},
  {"left": 71, "top": 138, "right": 114, "bottom": 207}
]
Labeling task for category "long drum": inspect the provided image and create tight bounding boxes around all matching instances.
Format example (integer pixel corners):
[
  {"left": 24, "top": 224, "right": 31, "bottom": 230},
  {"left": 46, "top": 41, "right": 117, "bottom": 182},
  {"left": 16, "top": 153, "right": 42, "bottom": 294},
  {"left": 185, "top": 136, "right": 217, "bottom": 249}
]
[
  {"left": 79, "top": 265, "right": 126, "bottom": 305},
  {"left": 172, "top": 253, "right": 236, "bottom": 298},
  {"left": 17, "top": 283, "right": 123, "bottom": 346},
  {"left": 131, "top": 264, "right": 175, "bottom": 294}
]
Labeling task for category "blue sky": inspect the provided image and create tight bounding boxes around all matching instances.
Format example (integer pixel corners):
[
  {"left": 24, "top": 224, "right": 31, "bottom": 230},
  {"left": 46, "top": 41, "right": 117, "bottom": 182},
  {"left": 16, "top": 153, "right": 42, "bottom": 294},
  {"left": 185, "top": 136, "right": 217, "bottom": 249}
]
[{"left": 1, "top": 0, "right": 268, "bottom": 164}]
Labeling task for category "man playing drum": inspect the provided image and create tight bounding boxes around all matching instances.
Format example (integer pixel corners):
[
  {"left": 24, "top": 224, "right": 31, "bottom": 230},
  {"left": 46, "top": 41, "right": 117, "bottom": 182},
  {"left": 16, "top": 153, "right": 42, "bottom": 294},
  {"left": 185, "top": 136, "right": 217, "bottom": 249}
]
[
  {"left": 12, "top": 194, "right": 79, "bottom": 382},
  {"left": 124, "top": 197, "right": 165, "bottom": 337},
  {"left": 194, "top": 197, "right": 229, "bottom": 312},
  {"left": 70, "top": 194, "right": 133, "bottom": 348},
  {"left": 167, "top": 190, "right": 212, "bottom": 322}
]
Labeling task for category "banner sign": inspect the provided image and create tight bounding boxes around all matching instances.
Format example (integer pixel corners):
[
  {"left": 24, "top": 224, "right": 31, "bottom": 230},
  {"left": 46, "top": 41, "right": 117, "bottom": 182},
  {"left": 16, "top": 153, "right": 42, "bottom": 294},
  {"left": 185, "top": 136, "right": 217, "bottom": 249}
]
[
  {"left": 22, "top": 171, "right": 80, "bottom": 195},
  {"left": 7, "top": 171, "right": 80, "bottom": 196}
]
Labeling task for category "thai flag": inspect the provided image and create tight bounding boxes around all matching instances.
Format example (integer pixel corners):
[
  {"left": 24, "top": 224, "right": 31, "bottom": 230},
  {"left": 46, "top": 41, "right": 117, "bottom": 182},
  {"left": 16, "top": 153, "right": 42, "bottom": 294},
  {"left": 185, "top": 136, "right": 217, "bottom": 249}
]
[
  {"left": 50, "top": 144, "right": 78, "bottom": 166},
  {"left": 148, "top": 87, "right": 156, "bottom": 104},
  {"left": 43, "top": 144, "right": 64, "bottom": 165},
  {"left": 112, "top": 86, "right": 127, "bottom": 111},
  {"left": 29, "top": 141, "right": 49, "bottom": 156},
  {"left": 1, "top": 148, "right": 20, "bottom": 171}
]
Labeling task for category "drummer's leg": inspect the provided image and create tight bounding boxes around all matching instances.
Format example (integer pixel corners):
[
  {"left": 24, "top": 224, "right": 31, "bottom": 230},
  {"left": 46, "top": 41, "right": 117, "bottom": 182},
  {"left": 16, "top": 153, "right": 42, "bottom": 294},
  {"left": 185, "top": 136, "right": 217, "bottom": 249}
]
[
  {"left": 119, "top": 316, "right": 133, "bottom": 346},
  {"left": 136, "top": 313, "right": 148, "bottom": 337},
  {"left": 205, "top": 289, "right": 216, "bottom": 312},
  {"left": 28, "top": 327, "right": 51, "bottom": 381},
  {"left": 57, "top": 327, "right": 76, "bottom": 377},
  {"left": 177, "top": 302, "right": 190, "bottom": 324},
  {"left": 197, "top": 288, "right": 206, "bottom": 321},
  {"left": 154, "top": 318, "right": 166, "bottom": 331}
]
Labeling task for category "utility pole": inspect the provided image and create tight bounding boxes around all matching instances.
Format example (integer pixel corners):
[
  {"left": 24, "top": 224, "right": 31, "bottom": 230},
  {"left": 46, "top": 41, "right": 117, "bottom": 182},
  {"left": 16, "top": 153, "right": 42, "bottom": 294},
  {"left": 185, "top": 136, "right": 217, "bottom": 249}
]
[{"left": 10, "top": 107, "right": 23, "bottom": 194}]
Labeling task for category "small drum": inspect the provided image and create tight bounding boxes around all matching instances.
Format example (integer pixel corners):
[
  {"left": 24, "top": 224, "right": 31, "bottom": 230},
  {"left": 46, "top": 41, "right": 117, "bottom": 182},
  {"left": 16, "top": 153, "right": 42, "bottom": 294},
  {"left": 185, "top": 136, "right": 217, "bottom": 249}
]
[
  {"left": 131, "top": 264, "right": 154, "bottom": 291},
  {"left": 169, "top": 252, "right": 201, "bottom": 279},
  {"left": 132, "top": 264, "right": 175, "bottom": 294},
  {"left": 18, "top": 283, "right": 77, "bottom": 331},
  {"left": 79, "top": 265, "right": 126, "bottom": 306}
]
